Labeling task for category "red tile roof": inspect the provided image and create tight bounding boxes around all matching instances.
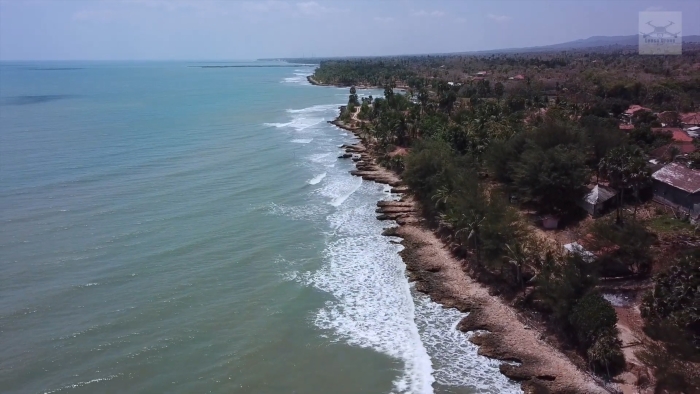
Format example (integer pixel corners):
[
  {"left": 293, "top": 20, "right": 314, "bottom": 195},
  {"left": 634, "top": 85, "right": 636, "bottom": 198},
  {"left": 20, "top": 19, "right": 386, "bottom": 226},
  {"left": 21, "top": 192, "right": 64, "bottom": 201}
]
[
  {"left": 619, "top": 124, "right": 634, "bottom": 131},
  {"left": 650, "top": 143, "right": 696, "bottom": 160},
  {"left": 624, "top": 105, "right": 651, "bottom": 116},
  {"left": 652, "top": 127, "right": 693, "bottom": 142},
  {"left": 681, "top": 112, "right": 700, "bottom": 125},
  {"left": 513, "top": 74, "right": 525, "bottom": 80},
  {"left": 652, "top": 163, "right": 700, "bottom": 193}
]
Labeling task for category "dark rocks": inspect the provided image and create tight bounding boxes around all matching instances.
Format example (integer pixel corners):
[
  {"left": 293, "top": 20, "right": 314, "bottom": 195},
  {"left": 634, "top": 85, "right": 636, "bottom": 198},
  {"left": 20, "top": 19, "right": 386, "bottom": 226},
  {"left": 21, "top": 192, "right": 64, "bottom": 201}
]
[
  {"left": 381, "top": 227, "right": 399, "bottom": 236},
  {"left": 390, "top": 186, "right": 410, "bottom": 194},
  {"left": 500, "top": 364, "right": 532, "bottom": 382},
  {"left": 377, "top": 201, "right": 413, "bottom": 208}
]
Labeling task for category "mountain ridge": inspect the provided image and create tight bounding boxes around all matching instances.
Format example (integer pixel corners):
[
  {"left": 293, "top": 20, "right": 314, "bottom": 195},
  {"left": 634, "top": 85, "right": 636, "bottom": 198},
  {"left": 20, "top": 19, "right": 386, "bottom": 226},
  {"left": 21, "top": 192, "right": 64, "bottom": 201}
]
[{"left": 264, "top": 34, "right": 700, "bottom": 62}]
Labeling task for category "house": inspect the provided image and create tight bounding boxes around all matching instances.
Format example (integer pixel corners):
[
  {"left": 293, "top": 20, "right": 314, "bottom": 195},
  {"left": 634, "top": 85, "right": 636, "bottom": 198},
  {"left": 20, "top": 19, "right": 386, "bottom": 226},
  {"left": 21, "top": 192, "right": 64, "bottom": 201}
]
[
  {"left": 687, "top": 126, "right": 700, "bottom": 138},
  {"left": 622, "top": 105, "right": 652, "bottom": 123},
  {"left": 681, "top": 112, "right": 700, "bottom": 127},
  {"left": 475, "top": 71, "right": 488, "bottom": 76},
  {"left": 624, "top": 105, "right": 651, "bottom": 117},
  {"left": 563, "top": 242, "right": 596, "bottom": 263},
  {"left": 650, "top": 142, "right": 696, "bottom": 162},
  {"left": 652, "top": 127, "right": 693, "bottom": 143},
  {"left": 578, "top": 185, "right": 618, "bottom": 217},
  {"left": 651, "top": 162, "right": 700, "bottom": 217}
]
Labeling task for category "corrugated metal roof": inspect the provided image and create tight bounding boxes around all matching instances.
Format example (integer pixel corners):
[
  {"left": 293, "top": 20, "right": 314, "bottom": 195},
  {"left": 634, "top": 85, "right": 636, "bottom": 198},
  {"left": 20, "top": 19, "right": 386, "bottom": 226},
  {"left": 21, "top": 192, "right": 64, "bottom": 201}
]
[
  {"left": 652, "top": 162, "right": 700, "bottom": 193},
  {"left": 584, "top": 185, "right": 617, "bottom": 205}
]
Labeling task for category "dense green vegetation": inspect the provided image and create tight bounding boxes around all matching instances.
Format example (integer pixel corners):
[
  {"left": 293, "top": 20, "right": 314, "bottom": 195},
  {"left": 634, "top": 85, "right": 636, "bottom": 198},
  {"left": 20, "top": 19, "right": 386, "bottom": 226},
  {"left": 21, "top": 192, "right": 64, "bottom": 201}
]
[
  {"left": 320, "top": 47, "right": 700, "bottom": 383},
  {"left": 639, "top": 252, "right": 700, "bottom": 391},
  {"left": 642, "top": 252, "right": 700, "bottom": 357}
]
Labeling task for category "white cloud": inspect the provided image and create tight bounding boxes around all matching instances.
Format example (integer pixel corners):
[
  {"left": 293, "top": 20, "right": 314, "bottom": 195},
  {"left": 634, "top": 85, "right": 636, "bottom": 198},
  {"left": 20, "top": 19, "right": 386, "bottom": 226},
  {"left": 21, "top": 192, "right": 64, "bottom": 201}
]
[
  {"left": 296, "top": 1, "right": 341, "bottom": 15},
  {"left": 645, "top": 6, "right": 664, "bottom": 11},
  {"left": 412, "top": 9, "right": 444, "bottom": 17},
  {"left": 241, "top": 1, "right": 290, "bottom": 13},
  {"left": 374, "top": 16, "right": 395, "bottom": 23},
  {"left": 120, "top": 0, "right": 224, "bottom": 14},
  {"left": 488, "top": 13, "right": 512, "bottom": 22},
  {"left": 72, "top": 9, "right": 117, "bottom": 22}
]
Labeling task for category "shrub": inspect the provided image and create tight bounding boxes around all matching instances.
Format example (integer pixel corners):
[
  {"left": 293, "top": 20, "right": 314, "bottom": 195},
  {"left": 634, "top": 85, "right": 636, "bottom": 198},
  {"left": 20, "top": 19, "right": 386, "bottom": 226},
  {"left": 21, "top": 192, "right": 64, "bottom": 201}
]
[
  {"left": 511, "top": 143, "right": 589, "bottom": 215},
  {"left": 587, "top": 329, "right": 625, "bottom": 377},
  {"left": 590, "top": 219, "right": 655, "bottom": 277},
  {"left": 536, "top": 253, "right": 599, "bottom": 326},
  {"left": 636, "top": 342, "right": 700, "bottom": 392},
  {"left": 569, "top": 292, "right": 618, "bottom": 349},
  {"left": 641, "top": 254, "right": 700, "bottom": 358}
]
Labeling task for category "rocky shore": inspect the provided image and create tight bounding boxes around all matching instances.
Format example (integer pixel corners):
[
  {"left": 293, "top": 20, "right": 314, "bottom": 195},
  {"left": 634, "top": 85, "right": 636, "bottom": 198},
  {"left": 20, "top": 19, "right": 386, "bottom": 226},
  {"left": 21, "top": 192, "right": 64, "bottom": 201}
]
[
  {"left": 307, "top": 76, "right": 408, "bottom": 90},
  {"left": 307, "top": 76, "right": 379, "bottom": 89},
  {"left": 332, "top": 110, "right": 610, "bottom": 394}
]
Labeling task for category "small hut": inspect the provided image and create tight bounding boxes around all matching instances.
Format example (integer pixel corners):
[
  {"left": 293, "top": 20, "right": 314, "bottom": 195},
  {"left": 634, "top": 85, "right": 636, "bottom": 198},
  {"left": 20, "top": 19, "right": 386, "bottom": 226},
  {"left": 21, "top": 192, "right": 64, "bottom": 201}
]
[{"left": 579, "top": 185, "right": 618, "bottom": 217}]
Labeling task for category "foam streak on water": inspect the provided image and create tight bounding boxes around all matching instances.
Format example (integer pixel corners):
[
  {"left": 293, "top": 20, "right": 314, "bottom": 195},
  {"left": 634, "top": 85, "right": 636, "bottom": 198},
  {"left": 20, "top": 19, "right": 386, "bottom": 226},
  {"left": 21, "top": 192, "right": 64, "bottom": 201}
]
[
  {"left": 307, "top": 172, "right": 326, "bottom": 185},
  {"left": 414, "top": 293, "right": 521, "bottom": 393}
]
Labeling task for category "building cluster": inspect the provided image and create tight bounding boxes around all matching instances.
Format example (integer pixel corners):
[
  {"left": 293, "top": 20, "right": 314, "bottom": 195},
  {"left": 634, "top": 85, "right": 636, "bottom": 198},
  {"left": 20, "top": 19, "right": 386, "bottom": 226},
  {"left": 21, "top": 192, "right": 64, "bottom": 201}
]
[{"left": 606, "top": 106, "right": 700, "bottom": 220}]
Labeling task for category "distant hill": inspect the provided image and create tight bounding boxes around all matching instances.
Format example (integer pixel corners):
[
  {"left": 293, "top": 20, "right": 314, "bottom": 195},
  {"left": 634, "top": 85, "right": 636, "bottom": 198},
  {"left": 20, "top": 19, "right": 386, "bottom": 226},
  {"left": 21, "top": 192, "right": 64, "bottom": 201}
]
[
  {"left": 264, "top": 34, "right": 700, "bottom": 63},
  {"left": 486, "top": 34, "right": 700, "bottom": 53}
]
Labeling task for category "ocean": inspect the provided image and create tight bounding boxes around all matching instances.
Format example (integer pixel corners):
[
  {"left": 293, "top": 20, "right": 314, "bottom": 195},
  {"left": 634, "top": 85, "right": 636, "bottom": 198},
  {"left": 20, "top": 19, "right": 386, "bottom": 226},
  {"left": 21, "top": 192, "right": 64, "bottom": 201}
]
[{"left": 0, "top": 61, "right": 520, "bottom": 394}]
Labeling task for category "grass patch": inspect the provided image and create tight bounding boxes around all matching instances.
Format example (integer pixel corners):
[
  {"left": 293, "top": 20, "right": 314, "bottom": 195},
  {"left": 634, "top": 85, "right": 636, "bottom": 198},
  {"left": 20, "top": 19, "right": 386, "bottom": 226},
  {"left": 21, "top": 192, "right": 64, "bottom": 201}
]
[{"left": 647, "top": 215, "right": 695, "bottom": 234}]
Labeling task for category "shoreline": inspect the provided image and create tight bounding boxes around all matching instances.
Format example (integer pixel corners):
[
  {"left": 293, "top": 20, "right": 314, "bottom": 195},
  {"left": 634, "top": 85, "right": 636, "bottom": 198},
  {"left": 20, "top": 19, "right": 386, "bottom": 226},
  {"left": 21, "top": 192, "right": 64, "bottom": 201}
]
[
  {"left": 330, "top": 114, "right": 610, "bottom": 393},
  {"left": 307, "top": 75, "right": 381, "bottom": 89},
  {"left": 307, "top": 76, "right": 409, "bottom": 90}
]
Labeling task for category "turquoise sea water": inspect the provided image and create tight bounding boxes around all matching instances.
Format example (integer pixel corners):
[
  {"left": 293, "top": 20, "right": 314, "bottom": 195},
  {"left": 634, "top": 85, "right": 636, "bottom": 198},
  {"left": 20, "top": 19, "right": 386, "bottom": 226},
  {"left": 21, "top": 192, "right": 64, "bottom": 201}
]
[{"left": 0, "top": 62, "right": 520, "bottom": 394}]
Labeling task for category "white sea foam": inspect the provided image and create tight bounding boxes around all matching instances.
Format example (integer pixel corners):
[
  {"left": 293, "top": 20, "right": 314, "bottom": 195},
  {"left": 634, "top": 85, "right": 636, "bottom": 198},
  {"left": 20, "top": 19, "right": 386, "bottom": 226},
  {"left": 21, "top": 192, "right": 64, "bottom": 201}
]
[
  {"left": 317, "top": 176, "right": 363, "bottom": 207},
  {"left": 283, "top": 76, "right": 308, "bottom": 84},
  {"left": 282, "top": 70, "right": 313, "bottom": 84},
  {"left": 264, "top": 202, "right": 331, "bottom": 221},
  {"left": 273, "top": 95, "right": 520, "bottom": 393},
  {"left": 308, "top": 172, "right": 326, "bottom": 185},
  {"left": 330, "top": 177, "right": 362, "bottom": 207},
  {"left": 288, "top": 187, "right": 434, "bottom": 394},
  {"left": 264, "top": 122, "right": 291, "bottom": 128},
  {"left": 265, "top": 117, "right": 324, "bottom": 132},
  {"left": 287, "top": 104, "right": 341, "bottom": 114},
  {"left": 42, "top": 374, "right": 123, "bottom": 394},
  {"left": 414, "top": 292, "right": 521, "bottom": 393},
  {"left": 308, "top": 152, "right": 334, "bottom": 164},
  {"left": 292, "top": 138, "right": 313, "bottom": 144}
]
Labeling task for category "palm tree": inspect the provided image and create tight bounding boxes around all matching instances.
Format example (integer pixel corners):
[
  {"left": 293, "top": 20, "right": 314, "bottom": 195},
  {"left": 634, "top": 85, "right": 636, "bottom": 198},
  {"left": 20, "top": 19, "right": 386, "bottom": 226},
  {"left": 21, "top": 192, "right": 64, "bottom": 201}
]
[
  {"left": 431, "top": 186, "right": 451, "bottom": 211},
  {"left": 455, "top": 212, "right": 486, "bottom": 266}
]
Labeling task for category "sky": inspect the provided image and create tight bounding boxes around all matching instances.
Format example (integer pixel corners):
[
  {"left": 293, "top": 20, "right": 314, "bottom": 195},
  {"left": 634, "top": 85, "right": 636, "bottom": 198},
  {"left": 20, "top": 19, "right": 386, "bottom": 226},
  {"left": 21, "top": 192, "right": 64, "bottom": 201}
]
[{"left": 1, "top": 0, "right": 699, "bottom": 60}]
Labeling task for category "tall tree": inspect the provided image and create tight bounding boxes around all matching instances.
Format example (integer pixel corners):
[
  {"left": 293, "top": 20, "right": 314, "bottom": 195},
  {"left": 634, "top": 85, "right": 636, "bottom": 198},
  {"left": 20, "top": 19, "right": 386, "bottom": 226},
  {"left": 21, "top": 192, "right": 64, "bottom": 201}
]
[
  {"left": 348, "top": 86, "right": 359, "bottom": 106},
  {"left": 494, "top": 81, "right": 505, "bottom": 102},
  {"left": 599, "top": 145, "right": 651, "bottom": 223},
  {"left": 512, "top": 144, "right": 589, "bottom": 215}
]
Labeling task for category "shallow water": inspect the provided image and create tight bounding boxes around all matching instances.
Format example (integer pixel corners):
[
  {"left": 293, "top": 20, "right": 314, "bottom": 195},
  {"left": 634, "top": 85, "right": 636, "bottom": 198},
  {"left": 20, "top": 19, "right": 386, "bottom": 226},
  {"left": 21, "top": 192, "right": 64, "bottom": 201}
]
[{"left": 0, "top": 61, "right": 520, "bottom": 394}]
